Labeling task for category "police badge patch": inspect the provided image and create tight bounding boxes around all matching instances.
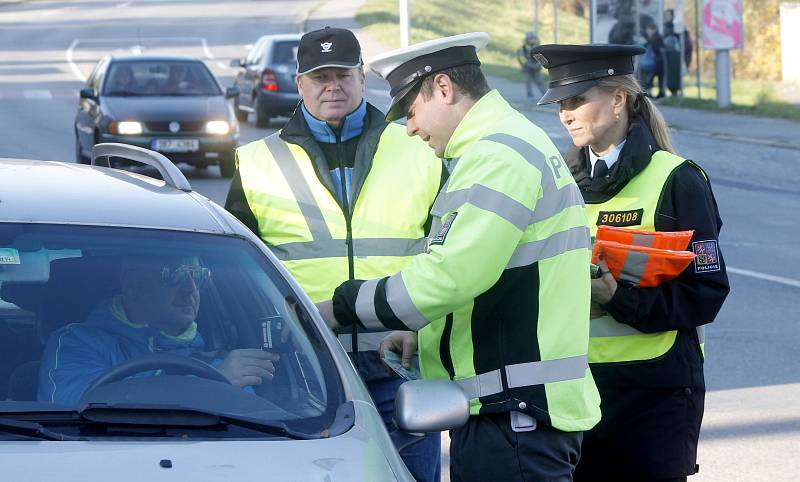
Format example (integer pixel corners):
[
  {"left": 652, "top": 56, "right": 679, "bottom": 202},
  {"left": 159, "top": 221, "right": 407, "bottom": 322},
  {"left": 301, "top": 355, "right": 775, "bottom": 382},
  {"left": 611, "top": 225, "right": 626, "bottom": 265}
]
[
  {"left": 692, "top": 240, "right": 721, "bottom": 273},
  {"left": 429, "top": 212, "right": 457, "bottom": 246}
]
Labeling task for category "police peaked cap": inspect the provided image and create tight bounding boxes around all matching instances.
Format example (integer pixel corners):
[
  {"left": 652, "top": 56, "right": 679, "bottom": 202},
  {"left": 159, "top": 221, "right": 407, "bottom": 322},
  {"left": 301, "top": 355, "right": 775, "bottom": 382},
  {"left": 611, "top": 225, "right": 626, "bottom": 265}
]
[
  {"left": 369, "top": 32, "right": 490, "bottom": 121},
  {"left": 530, "top": 44, "right": 646, "bottom": 105}
]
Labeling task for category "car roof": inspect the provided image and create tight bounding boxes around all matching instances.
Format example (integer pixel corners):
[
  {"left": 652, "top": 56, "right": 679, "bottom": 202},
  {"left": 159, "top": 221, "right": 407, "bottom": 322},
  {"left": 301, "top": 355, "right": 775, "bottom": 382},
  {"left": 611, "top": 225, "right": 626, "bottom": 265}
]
[
  {"left": 109, "top": 54, "right": 206, "bottom": 63},
  {"left": 0, "top": 159, "right": 237, "bottom": 234}
]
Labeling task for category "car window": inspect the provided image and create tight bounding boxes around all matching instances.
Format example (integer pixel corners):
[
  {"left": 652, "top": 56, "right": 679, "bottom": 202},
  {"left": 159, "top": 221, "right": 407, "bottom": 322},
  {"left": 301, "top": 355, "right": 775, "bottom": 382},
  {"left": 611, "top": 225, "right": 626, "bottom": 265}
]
[
  {"left": 271, "top": 41, "right": 299, "bottom": 64},
  {"left": 0, "top": 223, "right": 343, "bottom": 439},
  {"left": 88, "top": 57, "right": 109, "bottom": 92},
  {"left": 102, "top": 61, "right": 222, "bottom": 97},
  {"left": 246, "top": 38, "right": 268, "bottom": 66}
]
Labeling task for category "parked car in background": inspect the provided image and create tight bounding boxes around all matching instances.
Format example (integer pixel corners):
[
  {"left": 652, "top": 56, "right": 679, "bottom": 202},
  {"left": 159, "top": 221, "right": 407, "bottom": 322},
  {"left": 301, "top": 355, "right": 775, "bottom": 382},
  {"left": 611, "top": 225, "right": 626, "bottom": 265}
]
[
  {"left": 0, "top": 144, "right": 469, "bottom": 481},
  {"left": 230, "top": 33, "right": 302, "bottom": 127},
  {"left": 74, "top": 55, "right": 240, "bottom": 177}
]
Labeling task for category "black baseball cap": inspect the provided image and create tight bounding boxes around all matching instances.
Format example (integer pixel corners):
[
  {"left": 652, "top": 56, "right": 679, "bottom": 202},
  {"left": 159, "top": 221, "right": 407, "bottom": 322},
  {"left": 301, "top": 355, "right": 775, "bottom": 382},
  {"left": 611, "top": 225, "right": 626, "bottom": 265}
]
[
  {"left": 297, "top": 27, "right": 363, "bottom": 75},
  {"left": 530, "top": 44, "right": 645, "bottom": 105}
]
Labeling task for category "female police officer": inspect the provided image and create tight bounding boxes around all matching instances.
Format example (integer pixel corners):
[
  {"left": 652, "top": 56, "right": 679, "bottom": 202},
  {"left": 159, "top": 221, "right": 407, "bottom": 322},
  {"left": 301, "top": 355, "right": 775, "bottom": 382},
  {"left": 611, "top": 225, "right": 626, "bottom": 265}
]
[{"left": 531, "top": 44, "right": 730, "bottom": 481}]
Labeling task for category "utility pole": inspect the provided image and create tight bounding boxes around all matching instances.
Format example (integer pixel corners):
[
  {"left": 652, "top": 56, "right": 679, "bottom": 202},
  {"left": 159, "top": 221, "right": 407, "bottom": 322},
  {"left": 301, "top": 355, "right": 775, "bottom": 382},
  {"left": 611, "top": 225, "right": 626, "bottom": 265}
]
[
  {"left": 399, "top": 0, "right": 410, "bottom": 47},
  {"left": 552, "top": 0, "right": 558, "bottom": 43},
  {"left": 533, "top": 0, "right": 540, "bottom": 34},
  {"left": 715, "top": 49, "right": 731, "bottom": 107},
  {"left": 695, "top": 0, "right": 701, "bottom": 98}
]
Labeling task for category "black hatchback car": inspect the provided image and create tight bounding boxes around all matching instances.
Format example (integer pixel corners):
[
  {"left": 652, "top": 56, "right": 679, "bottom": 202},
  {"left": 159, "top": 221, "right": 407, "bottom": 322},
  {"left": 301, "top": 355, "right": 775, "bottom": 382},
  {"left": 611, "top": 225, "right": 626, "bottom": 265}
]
[
  {"left": 230, "top": 34, "right": 302, "bottom": 127},
  {"left": 74, "top": 55, "right": 240, "bottom": 177}
]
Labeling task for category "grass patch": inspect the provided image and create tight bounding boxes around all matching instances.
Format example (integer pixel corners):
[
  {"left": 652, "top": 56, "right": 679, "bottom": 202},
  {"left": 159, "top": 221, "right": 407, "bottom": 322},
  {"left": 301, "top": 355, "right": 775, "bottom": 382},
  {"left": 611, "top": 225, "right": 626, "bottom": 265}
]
[
  {"left": 661, "top": 77, "right": 800, "bottom": 120},
  {"left": 356, "top": 0, "right": 589, "bottom": 81}
]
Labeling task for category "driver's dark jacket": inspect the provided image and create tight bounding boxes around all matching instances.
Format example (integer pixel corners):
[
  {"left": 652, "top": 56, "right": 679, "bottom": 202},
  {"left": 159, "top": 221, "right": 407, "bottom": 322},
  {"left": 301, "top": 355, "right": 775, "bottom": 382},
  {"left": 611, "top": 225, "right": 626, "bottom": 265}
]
[{"left": 38, "top": 296, "right": 205, "bottom": 405}]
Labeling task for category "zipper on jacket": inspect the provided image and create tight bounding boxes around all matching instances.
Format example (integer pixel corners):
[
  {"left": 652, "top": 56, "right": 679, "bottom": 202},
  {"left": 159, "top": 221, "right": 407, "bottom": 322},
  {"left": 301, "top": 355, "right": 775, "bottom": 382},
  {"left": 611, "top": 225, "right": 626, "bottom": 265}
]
[
  {"left": 335, "top": 130, "right": 358, "bottom": 366},
  {"left": 440, "top": 313, "right": 455, "bottom": 379}
]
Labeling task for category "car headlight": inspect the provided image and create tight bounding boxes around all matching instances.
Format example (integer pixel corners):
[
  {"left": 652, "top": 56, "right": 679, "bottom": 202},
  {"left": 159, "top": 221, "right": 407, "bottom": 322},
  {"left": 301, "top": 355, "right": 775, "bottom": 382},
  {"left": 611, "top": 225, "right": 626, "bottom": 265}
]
[
  {"left": 206, "top": 121, "right": 230, "bottom": 135},
  {"left": 110, "top": 121, "right": 143, "bottom": 135}
]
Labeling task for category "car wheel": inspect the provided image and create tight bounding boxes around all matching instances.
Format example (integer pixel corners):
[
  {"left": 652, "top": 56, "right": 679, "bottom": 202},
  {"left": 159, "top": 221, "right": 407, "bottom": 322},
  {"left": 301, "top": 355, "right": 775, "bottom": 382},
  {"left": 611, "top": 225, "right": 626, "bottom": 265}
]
[
  {"left": 219, "top": 157, "right": 235, "bottom": 178},
  {"left": 75, "top": 132, "right": 90, "bottom": 164},
  {"left": 254, "top": 95, "right": 270, "bottom": 128},
  {"left": 234, "top": 97, "right": 248, "bottom": 122}
]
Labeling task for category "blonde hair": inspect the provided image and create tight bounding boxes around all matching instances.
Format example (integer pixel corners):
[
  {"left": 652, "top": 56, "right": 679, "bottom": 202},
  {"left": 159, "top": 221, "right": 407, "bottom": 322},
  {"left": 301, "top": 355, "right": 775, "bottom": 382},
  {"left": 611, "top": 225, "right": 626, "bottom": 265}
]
[{"left": 595, "top": 75, "right": 675, "bottom": 154}]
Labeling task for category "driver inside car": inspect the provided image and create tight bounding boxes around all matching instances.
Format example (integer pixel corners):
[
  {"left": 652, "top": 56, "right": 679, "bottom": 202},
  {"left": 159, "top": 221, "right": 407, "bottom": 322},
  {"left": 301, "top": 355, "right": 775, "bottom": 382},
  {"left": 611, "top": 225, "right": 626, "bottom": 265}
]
[{"left": 38, "top": 255, "right": 280, "bottom": 405}]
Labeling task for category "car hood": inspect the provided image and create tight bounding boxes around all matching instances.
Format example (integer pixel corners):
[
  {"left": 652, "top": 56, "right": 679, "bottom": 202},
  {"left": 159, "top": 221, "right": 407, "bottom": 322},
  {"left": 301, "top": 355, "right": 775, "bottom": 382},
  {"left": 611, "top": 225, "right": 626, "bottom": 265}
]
[
  {"left": 102, "top": 96, "right": 230, "bottom": 121},
  {"left": 0, "top": 426, "right": 403, "bottom": 481}
]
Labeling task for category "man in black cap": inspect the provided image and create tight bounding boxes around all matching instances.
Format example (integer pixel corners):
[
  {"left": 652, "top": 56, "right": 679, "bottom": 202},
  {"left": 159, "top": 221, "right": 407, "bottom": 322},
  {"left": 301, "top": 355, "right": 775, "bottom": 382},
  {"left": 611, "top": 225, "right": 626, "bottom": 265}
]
[
  {"left": 225, "top": 27, "right": 444, "bottom": 482},
  {"left": 317, "top": 32, "right": 600, "bottom": 482},
  {"left": 532, "top": 43, "right": 728, "bottom": 481}
]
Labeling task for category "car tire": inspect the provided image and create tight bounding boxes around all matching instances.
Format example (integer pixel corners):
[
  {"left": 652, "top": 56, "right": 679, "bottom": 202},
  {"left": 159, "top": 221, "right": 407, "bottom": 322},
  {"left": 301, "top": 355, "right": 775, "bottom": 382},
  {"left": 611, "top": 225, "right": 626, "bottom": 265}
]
[
  {"left": 75, "top": 132, "right": 90, "bottom": 164},
  {"left": 234, "top": 97, "right": 248, "bottom": 122},
  {"left": 219, "top": 157, "right": 235, "bottom": 178},
  {"left": 254, "top": 95, "right": 270, "bottom": 128}
]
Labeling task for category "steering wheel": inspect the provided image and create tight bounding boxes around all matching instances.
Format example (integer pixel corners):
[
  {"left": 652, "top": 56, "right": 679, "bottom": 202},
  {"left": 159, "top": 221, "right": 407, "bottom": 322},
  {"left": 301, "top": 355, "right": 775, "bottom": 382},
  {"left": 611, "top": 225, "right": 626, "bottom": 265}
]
[{"left": 84, "top": 353, "right": 230, "bottom": 394}]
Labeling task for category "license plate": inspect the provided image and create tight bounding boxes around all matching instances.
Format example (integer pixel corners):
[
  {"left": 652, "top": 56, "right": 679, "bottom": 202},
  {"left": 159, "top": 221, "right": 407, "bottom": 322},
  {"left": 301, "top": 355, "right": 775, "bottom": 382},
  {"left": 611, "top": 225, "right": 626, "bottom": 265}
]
[{"left": 153, "top": 138, "right": 199, "bottom": 152}]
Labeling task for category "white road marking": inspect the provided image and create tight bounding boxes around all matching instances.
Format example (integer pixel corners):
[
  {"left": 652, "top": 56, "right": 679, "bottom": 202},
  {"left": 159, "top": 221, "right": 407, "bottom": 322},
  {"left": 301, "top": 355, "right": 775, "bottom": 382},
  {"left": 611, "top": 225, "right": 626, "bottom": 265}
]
[
  {"left": 202, "top": 38, "right": 232, "bottom": 70},
  {"left": 728, "top": 266, "right": 800, "bottom": 289},
  {"left": 65, "top": 39, "right": 86, "bottom": 82},
  {"left": 23, "top": 90, "right": 53, "bottom": 100},
  {"left": 367, "top": 88, "right": 390, "bottom": 99},
  {"left": 116, "top": 1, "right": 132, "bottom": 8}
]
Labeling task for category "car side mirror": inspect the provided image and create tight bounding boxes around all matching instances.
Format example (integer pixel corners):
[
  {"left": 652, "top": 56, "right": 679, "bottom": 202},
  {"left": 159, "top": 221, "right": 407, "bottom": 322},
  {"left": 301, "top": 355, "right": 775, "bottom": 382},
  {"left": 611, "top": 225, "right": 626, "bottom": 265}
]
[
  {"left": 229, "top": 58, "right": 244, "bottom": 68},
  {"left": 79, "top": 87, "right": 97, "bottom": 100},
  {"left": 394, "top": 379, "right": 470, "bottom": 433},
  {"left": 225, "top": 86, "right": 240, "bottom": 99}
]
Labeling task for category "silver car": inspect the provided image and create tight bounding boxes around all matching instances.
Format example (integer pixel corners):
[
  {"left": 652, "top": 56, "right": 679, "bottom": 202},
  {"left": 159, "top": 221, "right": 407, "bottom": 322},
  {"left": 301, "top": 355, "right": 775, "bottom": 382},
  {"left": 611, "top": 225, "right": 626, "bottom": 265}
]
[{"left": 0, "top": 145, "right": 468, "bottom": 480}]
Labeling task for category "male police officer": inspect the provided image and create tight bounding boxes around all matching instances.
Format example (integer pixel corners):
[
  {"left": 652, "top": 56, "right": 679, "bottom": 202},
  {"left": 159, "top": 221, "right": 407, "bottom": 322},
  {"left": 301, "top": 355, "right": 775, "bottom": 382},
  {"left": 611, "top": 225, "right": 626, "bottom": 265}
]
[
  {"left": 225, "top": 27, "right": 443, "bottom": 481},
  {"left": 318, "top": 32, "right": 600, "bottom": 482}
]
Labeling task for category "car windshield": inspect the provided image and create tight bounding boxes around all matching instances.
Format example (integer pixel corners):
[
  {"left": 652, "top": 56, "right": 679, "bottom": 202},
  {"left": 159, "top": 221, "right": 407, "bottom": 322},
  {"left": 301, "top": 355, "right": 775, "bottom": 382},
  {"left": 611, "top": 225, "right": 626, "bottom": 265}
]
[
  {"left": 0, "top": 223, "right": 344, "bottom": 439},
  {"left": 272, "top": 41, "right": 299, "bottom": 64},
  {"left": 103, "top": 61, "right": 222, "bottom": 97}
]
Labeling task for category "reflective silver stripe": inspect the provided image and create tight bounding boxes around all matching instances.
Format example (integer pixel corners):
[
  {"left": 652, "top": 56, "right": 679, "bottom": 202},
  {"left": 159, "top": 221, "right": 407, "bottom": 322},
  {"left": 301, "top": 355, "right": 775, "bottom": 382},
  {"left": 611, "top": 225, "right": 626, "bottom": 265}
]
[
  {"left": 619, "top": 250, "right": 648, "bottom": 285},
  {"left": 455, "top": 355, "right": 589, "bottom": 399},
  {"left": 506, "top": 225, "right": 590, "bottom": 269},
  {"left": 697, "top": 325, "right": 705, "bottom": 344},
  {"left": 432, "top": 184, "right": 532, "bottom": 231},
  {"left": 455, "top": 370, "right": 503, "bottom": 399},
  {"left": 631, "top": 233, "right": 655, "bottom": 247},
  {"left": 270, "top": 237, "right": 426, "bottom": 261},
  {"left": 505, "top": 355, "right": 589, "bottom": 389},
  {"left": 338, "top": 331, "right": 389, "bottom": 352},
  {"left": 483, "top": 133, "right": 584, "bottom": 222},
  {"left": 355, "top": 279, "right": 383, "bottom": 331},
  {"left": 264, "top": 135, "right": 332, "bottom": 241},
  {"left": 590, "top": 315, "right": 646, "bottom": 338},
  {"left": 385, "top": 272, "right": 429, "bottom": 330}
]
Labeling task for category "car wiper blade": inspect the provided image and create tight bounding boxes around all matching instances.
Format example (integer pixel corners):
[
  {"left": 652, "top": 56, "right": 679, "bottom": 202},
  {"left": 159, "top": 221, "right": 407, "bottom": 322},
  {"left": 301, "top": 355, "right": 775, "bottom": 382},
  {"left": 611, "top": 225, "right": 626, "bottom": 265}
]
[
  {"left": 79, "top": 403, "right": 315, "bottom": 440},
  {"left": 0, "top": 418, "right": 81, "bottom": 441}
]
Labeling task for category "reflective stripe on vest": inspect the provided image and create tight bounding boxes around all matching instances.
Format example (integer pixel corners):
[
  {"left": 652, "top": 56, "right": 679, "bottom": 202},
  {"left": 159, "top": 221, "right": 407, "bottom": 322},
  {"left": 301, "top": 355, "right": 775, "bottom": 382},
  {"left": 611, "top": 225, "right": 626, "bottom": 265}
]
[
  {"left": 337, "top": 332, "right": 386, "bottom": 352},
  {"left": 236, "top": 127, "right": 441, "bottom": 340},
  {"left": 455, "top": 355, "right": 589, "bottom": 400},
  {"left": 585, "top": 151, "right": 700, "bottom": 364}
]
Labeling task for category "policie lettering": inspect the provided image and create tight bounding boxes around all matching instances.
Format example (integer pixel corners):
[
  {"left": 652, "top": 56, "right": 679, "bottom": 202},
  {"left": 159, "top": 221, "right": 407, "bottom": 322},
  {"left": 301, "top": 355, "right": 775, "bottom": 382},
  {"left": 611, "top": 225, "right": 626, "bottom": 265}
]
[
  {"left": 596, "top": 208, "right": 643, "bottom": 227},
  {"left": 547, "top": 155, "right": 565, "bottom": 179}
]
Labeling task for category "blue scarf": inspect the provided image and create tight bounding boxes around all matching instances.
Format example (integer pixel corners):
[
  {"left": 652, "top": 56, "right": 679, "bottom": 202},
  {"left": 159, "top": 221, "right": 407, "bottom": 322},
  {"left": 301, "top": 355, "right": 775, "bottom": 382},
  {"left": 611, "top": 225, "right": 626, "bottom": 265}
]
[{"left": 300, "top": 99, "right": 366, "bottom": 143}]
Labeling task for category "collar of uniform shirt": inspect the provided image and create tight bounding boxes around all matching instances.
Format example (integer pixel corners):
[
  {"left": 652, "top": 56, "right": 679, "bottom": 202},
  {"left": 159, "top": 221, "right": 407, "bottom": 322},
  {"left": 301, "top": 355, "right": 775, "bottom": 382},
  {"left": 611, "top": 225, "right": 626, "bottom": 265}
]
[{"left": 588, "top": 139, "right": 626, "bottom": 174}]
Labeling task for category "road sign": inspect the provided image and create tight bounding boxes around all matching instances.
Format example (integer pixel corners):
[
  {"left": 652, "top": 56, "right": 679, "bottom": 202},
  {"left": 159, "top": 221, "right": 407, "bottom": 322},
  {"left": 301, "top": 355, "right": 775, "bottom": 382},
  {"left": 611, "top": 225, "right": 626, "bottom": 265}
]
[{"left": 702, "top": 0, "right": 743, "bottom": 50}]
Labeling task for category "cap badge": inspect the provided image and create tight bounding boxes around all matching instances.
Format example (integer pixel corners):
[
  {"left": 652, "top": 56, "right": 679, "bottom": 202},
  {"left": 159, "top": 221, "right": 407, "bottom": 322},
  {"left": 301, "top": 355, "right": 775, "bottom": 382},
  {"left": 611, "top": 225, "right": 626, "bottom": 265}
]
[
  {"left": 424, "top": 65, "right": 432, "bottom": 72},
  {"left": 532, "top": 53, "right": 549, "bottom": 68},
  {"left": 608, "top": 68, "right": 615, "bottom": 75},
  {"left": 321, "top": 42, "right": 333, "bottom": 53}
]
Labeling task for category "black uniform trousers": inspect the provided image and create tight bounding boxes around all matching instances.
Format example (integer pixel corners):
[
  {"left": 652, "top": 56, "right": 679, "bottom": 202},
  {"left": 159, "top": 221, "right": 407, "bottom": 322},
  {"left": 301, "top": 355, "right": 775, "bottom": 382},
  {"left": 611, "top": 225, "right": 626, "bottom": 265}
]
[
  {"left": 573, "top": 384, "right": 704, "bottom": 482},
  {"left": 450, "top": 412, "right": 583, "bottom": 482}
]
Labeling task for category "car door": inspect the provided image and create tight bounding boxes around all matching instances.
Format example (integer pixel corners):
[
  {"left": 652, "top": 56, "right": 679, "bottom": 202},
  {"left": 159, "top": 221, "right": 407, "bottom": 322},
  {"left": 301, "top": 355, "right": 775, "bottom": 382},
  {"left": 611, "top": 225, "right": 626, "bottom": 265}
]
[
  {"left": 76, "top": 58, "right": 108, "bottom": 150},
  {"left": 240, "top": 38, "right": 268, "bottom": 109}
]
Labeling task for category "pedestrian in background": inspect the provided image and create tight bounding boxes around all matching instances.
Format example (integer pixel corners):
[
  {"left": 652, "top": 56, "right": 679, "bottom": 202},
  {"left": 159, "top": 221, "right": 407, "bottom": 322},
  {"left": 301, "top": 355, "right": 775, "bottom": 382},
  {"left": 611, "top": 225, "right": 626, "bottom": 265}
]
[
  {"left": 516, "top": 31, "right": 545, "bottom": 101},
  {"left": 225, "top": 26, "right": 443, "bottom": 482},
  {"left": 532, "top": 43, "right": 730, "bottom": 481},
  {"left": 319, "top": 32, "right": 601, "bottom": 482}
]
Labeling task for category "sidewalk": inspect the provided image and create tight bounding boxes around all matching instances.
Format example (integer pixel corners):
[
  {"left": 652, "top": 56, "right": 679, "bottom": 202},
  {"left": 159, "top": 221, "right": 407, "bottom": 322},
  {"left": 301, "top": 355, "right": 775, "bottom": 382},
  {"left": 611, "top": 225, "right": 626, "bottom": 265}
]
[{"left": 306, "top": 0, "right": 800, "bottom": 151}]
